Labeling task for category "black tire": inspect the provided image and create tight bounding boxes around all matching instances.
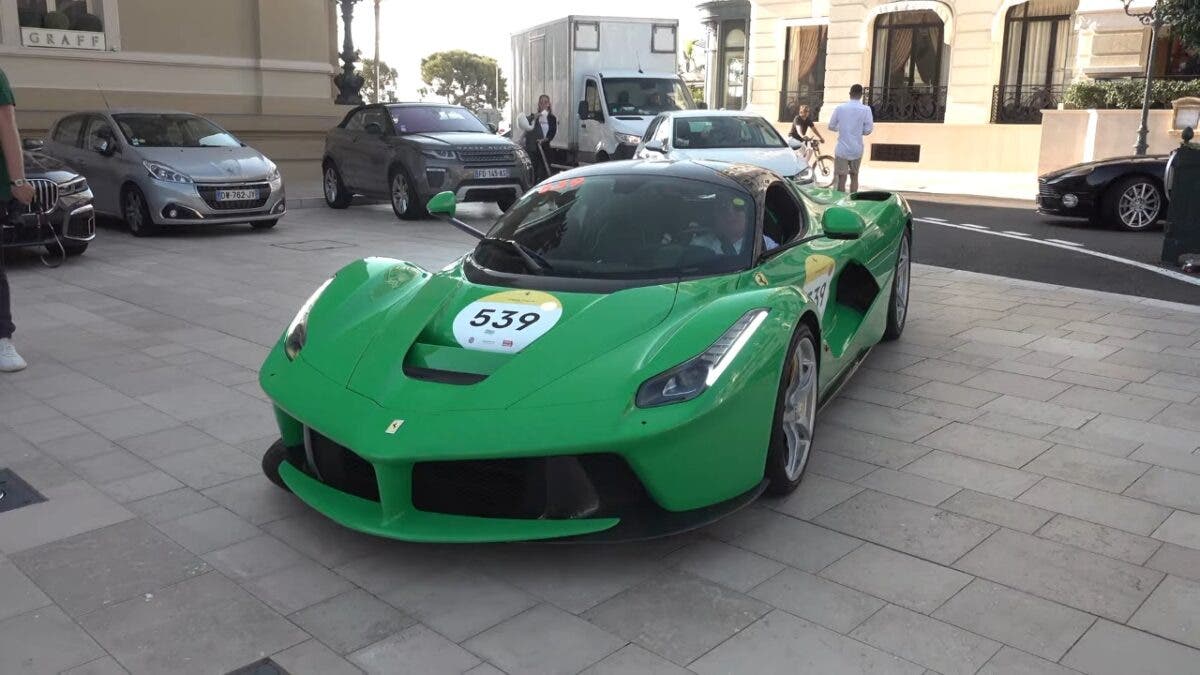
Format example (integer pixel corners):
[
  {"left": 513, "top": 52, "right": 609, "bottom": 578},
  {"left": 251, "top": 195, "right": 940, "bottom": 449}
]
[
  {"left": 262, "top": 439, "right": 291, "bottom": 492},
  {"left": 1103, "top": 176, "right": 1164, "bottom": 231},
  {"left": 496, "top": 195, "right": 517, "bottom": 212},
  {"left": 813, "top": 156, "right": 836, "bottom": 188},
  {"left": 122, "top": 185, "right": 157, "bottom": 237},
  {"left": 389, "top": 166, "right": 424, "bottom": 220},
  {"left": 323, "top": 161, "right": 352, "bottom": 209},
  {"left": 765, "top": 323, "right": 819, "bottom": 496},
  {"left": 61, "top": 242, "right": 88, "bottom": 256},
  {"left": 883, "top": 227, "right": 911, "bottom": 341},
  {"left": 251, "top": 219, "right": 279, "bottom": 230}
]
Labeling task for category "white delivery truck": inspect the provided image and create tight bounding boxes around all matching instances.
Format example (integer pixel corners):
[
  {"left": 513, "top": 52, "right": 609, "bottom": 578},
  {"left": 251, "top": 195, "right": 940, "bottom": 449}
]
[{"left": 511, "top": 16, "right": 699, "bottom": 169}]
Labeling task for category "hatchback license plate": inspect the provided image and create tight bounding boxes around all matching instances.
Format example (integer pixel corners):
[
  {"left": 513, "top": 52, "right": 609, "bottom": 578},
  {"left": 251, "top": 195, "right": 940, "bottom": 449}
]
[
  {"left": 216, "top": 189, "right": 259, "bottom": 201},
  {"left": 473, "top": 168, "right": 509, "bottom": 179}
]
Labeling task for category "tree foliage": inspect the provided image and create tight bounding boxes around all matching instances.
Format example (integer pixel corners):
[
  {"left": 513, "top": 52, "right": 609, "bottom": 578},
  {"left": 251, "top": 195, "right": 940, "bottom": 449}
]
[
  {"left": 420, "top": 50, "right": 508, "bottom": 111},
  {"left": 1161, "top": 0, "right": 1200, "bottom": 52},
  {"left": 361, "top": 58, "right": 399, "bottom": 103}
]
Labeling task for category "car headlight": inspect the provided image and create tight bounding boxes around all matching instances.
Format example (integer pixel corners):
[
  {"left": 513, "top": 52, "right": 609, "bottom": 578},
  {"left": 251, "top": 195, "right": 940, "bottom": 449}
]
[
  {"left": 57, "top": 177, "right": 88, "bottom": 196},
  {"left": 635, "top": 309, "right": 770, "bottom": 408},
  {"left": 284, "top": 278, "right": 334, "bottom": 361},
  {"left": 422, "top": 148, "right": 457, "bottom": 160},
  {"left": 616, "top": 133, "right": 642, "bottom": 145},
  {"left": 266, "top": 162, "right": 281, "bottom": 183},
  {"left": 143, "top": 160, "right": 193, "bottom": 184}
]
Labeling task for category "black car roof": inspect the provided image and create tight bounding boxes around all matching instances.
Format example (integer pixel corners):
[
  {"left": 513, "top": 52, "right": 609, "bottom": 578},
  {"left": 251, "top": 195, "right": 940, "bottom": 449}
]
[{"left": 543, "top": 159, "right": 775, "bottom": 197}]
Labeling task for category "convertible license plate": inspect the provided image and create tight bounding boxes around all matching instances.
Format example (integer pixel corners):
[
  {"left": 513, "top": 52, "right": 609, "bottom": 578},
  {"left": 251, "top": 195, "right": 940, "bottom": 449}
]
[
  {"left": 216, "top": 189, "right": 259, "bottom": 201},
  {"left": 474, "top": 168, "right": 509, "bottom": 179}
]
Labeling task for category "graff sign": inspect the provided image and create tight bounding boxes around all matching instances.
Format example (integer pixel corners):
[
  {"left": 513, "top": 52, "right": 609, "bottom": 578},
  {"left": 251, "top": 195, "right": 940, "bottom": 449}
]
[{"left": 21, "top": 27, "right": 106, "bottom": 51}]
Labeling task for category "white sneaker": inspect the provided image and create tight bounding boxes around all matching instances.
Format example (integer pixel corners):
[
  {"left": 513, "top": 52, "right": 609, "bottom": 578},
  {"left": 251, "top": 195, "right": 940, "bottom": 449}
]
[{"left": 0, "top": 338, "right": 27, "bottom": 372}]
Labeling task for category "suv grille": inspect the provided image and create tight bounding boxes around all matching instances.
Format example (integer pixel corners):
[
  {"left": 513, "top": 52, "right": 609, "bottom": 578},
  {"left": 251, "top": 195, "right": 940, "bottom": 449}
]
[
  {"left": 458, "top": 145, "right": 515, "bottom": 165},
  {"left": 196, "top": 182, "right": 271, "bottom": 210},
  {"left": 1038, "top": 180, "right": 1060, "bottom": 200},
  {"left": 28, "top": 179, "right": 58, "bottom": 215}
]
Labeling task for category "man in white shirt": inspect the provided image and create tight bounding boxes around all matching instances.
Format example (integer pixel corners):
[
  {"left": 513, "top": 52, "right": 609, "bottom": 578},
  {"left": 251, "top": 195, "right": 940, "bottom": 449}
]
[{"left": 826, "top": 84, "right": 874, "bottom": 194}]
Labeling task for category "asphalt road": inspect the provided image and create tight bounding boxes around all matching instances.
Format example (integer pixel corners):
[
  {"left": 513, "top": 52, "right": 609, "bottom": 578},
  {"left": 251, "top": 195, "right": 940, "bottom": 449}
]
[{"left": 907, "top": 196, "right": 1199, "bottom": 305}]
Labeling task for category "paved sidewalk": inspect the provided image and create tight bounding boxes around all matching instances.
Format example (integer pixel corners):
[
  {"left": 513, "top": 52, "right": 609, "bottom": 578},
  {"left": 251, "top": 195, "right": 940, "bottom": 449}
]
[{"left": 1, "top": 205, "right": 1199, "bottom": 675}]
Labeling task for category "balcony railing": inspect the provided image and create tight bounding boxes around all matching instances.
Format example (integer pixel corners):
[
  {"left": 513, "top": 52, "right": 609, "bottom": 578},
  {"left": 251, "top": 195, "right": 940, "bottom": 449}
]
[
  {"left": 862, "top": 86, "right": 948, "bottom": 123},
  {"left": 991, "top": 84, "right": 1065, "bottom": 124},
  {"left": 778, "top": 89, "right": 826, "bottom": 123}
]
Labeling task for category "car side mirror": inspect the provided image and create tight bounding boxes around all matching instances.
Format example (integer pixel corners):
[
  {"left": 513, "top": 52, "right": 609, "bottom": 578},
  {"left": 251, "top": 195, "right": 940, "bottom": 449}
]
[
  {"left": 487, "top": 122, "right": 498, "bottom": 134},
  {"left": 577, "top": 100, "right": 589, "bottom": 119},
  {"left": 787, "top": 137, "right": 804, "bottom": 150},
  {"left": 427, "top": 191, "right": 457, "bottom": 217},
  {"left": 364, "top": 122, "right": 384, "bottom": 136},
  {"left": 22, "top": 138, "right": 44, "bottom": 151},
  {"left": 696, "top": 102, "right": 708, "bottom": 110},
  {"left": 822, "top": 206, "right": 866, "bottom": 240},
  {"left": 93, "top": 139, "right": 116, "bottom": 156},
  {"left": 643, "top": 140, "right": 665, "bottom": 153}
]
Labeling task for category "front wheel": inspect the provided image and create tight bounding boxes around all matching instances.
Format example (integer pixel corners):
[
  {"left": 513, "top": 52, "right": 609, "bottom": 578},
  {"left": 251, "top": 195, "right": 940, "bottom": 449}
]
[
  {"left": 1105, "top": 176, "right": 1163, "bottom": 231},
  {"left": 323, "top": 162, "right": 352, "bottom": 209},
  {"left": 123, "top": 186, "right": 157, "bottom": 237},
  {"left": 390, "top": 168, "right": 424, "bottom": 220},
  {"left": 883, "top": 228, "right": 911, "bottom": 341},
  {"left": 813, "top": 156, "right": 836, "bottom": 188},
  {"left": 765, "top": 324, "right": 819, "bottom": 496}
]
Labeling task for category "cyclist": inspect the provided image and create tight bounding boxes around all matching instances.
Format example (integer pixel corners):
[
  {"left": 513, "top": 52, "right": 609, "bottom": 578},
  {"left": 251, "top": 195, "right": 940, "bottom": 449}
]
[{"left": 788, "top": 104, "right": 825, "bottom": 162}]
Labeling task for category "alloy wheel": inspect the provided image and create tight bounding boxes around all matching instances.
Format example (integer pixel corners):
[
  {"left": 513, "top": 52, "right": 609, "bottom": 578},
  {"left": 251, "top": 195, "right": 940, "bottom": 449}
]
[
  {"left": 781, "top": 336, "right": 818, "bottom": 481},
  {"left": 894, "top": 234, "right": 911, "bottom": 328},
  {"left": 1118, "top": 182, "right": 1160, "bottom": 230},
  {"left": 392, "top": 173, "right": 409, "bottom": 215},
  {"left": 125, "top": 191, "right": 144, "bottom": 232},
  {"left": 324, "top": 167, "right": 338, "bottom": 202}
]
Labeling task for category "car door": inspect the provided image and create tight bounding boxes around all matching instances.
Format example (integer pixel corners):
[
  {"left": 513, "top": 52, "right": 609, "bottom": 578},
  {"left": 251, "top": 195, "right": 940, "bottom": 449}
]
[
  {"left": 334, "top": 108, "right": 369, "bottom": 192},
  {"left": 357, "top": 106, "right": 393, "bottom": 196},
  {"left": 78, "top": 115, "right": 123, "bottom": 214},
  {"left": 44, "top": 114, "right": 86, "bottom": 171}
]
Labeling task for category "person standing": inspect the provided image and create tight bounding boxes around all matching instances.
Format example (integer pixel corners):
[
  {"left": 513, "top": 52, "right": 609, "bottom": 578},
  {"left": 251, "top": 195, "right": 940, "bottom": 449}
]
[
  {"left": 826, "top": 84, "right": 874, "bottom": 194},
  {"left": 517, "top": 94, "right": 557, "bottom": 182},
  {"left": 0, "top": 66, "right": 34, "bottom": 372}
]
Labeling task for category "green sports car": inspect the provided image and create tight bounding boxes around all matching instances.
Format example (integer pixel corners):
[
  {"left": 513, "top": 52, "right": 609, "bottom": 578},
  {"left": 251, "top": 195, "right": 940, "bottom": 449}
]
[{"left": 259, "top": 159, "right": 912, "bottom": 542}]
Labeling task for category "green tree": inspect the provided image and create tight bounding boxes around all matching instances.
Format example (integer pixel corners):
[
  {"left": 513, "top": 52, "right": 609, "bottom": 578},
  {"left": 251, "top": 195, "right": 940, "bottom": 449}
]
[
  {"left": 361, "top": 58, "right": 400, "bottom": 103},
  {"left": 420, "top": 50, "right": 508, "bottom": 111},
  {"left": 1162, "top": 0, "right": 1200, "bottom": 53}
]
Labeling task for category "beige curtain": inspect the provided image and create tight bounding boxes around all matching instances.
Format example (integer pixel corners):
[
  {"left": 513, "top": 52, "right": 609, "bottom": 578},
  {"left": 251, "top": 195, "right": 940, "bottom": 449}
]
[
  {"left": 787, "top": 26, "right": 825, "bottom": 89},
  {"left": 888, "top": 29, "right": 914, "bottom": 83}
]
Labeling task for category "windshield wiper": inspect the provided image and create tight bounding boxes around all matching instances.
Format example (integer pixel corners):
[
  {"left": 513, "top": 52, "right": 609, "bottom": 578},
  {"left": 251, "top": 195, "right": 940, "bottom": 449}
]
[{"left": 478, "top": 238, "right": 552, "bottom": 275}]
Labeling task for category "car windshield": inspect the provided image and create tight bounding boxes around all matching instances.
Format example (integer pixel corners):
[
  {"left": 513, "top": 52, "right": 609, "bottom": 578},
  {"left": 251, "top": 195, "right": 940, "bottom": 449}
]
[
  {"left": 473, "top": 174, "right": 757, "bottom": 280},
  {"left": 603, "top": 78, "right": 696, "bottom": 116},
  {"left": 673, "top": 116, "right": 787, "bottom": 149},
  {"left": 113, "top": 114, "right": 241, "bottom": 148},
  {"left": 388, "top": 106, "right": 488, "bottom": 134}
]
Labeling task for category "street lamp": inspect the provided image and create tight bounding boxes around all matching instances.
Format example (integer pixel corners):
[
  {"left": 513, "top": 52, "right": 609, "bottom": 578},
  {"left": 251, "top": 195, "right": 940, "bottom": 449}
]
[
  {"left": 333, "top": 0, "right": 364, "bottom": 105},
  {"left": 1122, "top": 0, "right": 1165, "bottom": 156}
]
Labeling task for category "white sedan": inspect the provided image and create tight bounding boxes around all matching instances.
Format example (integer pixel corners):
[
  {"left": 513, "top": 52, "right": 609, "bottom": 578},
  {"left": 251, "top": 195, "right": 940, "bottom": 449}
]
[{"left": 633, "top": 110, "right": 812, "bottom": 181}]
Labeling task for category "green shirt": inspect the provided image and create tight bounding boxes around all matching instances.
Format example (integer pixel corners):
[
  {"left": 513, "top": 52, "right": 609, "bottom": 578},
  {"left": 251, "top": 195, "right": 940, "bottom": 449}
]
[{"left": 0, "top": 67, "right": 14, "bottom": 201}]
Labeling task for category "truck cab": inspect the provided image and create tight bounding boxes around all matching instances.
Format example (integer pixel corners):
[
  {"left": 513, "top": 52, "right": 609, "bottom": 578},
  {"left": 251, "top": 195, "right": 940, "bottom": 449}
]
[{"left": 576, "top": 70, "right": 697, "bottom": 162}]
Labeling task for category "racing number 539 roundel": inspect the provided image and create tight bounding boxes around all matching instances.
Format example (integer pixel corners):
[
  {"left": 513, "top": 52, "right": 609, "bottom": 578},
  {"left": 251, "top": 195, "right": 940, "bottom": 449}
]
[{"left": 452, "top": 290, "right": 563, "bottom": 353}]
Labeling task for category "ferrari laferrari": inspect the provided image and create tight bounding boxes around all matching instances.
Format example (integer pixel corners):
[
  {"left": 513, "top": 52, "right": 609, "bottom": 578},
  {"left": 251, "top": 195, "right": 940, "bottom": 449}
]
[{"left": 259, "top": 159, "right": 912, "bottom": 542}]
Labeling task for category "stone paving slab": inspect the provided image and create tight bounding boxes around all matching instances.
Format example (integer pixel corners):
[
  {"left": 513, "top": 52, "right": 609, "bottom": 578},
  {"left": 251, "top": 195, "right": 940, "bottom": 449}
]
[{"left": 1, "top": 204, "right": 1199, "bottom": 673}]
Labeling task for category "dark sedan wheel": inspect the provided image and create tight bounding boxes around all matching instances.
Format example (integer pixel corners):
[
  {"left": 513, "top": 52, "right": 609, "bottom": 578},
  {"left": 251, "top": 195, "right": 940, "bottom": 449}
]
[
  {"left": 323, "top": 162, "right": 352, "bottom": 209},
  {"left": 765, "top": 323, "right": 819, "bottom": 496},
  {"left": 390, "top": 168, "right": 424, "bottom": 220},
  {"left": 1105, "top": 176, "right": 1163, "bottom": 231},
  {"left": 123, "top": 186, "right": 157, "bottom": 237}
]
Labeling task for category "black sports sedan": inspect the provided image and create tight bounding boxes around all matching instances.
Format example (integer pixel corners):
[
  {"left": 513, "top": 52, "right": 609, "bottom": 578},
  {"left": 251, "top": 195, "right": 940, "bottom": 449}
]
[
  {"left": 1, "top": 141, "right": 95, "bottom": 258},
  {"left": 1037, "top": 155, "right": 1168, "bottom": 231}
]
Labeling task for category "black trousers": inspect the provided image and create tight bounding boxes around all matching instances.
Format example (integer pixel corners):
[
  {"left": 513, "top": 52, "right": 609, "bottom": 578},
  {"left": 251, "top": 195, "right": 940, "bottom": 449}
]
[{"left": 0, "top": 203, "right": 12, "bottom": 339}]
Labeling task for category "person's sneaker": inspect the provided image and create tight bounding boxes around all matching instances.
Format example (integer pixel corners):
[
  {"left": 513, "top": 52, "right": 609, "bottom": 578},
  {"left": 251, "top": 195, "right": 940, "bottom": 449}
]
[{"left": 0, "top": 338, "right": 27, "bottom": 372}]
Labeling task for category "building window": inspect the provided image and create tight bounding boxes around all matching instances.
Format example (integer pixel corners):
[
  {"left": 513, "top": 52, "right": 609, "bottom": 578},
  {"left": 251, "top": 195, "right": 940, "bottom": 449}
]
[
  {"left": 18, "top": 0, "right": 104, "bottom": 31},
  {"left": 718, "top": 24, "right": 746, "bottom": 110},
  {"left": 1157, "top": 33, "right": 1200, "bottom": 80},
  {"left": 867, "top": 10, "right": 948, "bottom": 122},
  {"left": 993, "top": 0, "right": 1076, "bottom": 124},
  {"left": 779, "top": 24, "right": 828, "bottom": 122}
]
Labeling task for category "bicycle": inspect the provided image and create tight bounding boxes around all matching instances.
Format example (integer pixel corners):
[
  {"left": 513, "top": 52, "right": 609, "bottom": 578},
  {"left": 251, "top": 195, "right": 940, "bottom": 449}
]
[{"left": 796, "top": 138, "right": 835, "bottom": 189}]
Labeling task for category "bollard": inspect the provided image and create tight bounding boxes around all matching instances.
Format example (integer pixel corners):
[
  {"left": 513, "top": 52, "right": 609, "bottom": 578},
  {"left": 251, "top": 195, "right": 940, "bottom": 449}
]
[{"left": 1163, "top": 127, "right": 1200, "bottom": 266}]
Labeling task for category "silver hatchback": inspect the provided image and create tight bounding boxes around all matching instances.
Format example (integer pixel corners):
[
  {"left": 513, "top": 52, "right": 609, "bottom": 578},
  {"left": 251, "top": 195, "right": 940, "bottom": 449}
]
[{"left": 42, "top": 110, "right": 285, "bottom": 236}]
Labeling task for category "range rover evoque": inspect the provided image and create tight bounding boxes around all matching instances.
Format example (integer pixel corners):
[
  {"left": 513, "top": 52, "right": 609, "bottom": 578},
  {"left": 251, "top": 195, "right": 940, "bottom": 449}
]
[{"left": 322, "top": 103, "right": 532, "bottom": 219}]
